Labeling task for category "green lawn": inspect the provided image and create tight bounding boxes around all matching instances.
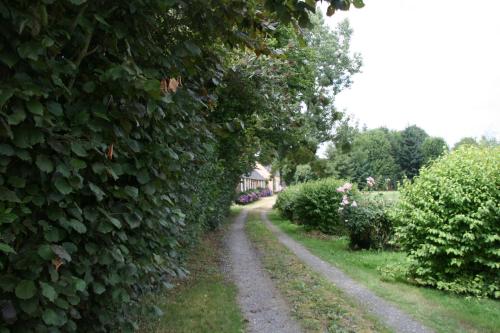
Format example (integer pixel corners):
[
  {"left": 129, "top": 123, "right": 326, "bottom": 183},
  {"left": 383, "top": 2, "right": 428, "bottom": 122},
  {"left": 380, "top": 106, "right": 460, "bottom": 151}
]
[
  {"left": 268, "top": 210, "right": 500, "bottom": 333},
  {"left": 137, "top": 211, "right": 244, "bottom": 333},
  {"left": 362, "top": 191, "right": 400, "bottom": 203},
  {"left": 246, "top": 213, "right": 390, "bottom": 333}
]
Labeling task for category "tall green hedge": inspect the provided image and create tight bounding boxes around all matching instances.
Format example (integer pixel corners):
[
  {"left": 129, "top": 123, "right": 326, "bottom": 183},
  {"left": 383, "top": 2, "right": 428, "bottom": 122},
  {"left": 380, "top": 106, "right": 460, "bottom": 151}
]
[
  {"left": 391, "top": 146, "right": 500, "bottom": 297},
  {"left": 0, "top": 1, "right": 273, "bottom": 331}
]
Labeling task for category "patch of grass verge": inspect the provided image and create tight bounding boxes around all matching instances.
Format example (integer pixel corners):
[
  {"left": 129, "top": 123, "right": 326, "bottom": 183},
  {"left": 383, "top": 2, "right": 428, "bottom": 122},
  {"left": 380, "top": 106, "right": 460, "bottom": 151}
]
[
  {"left": 362, "top": 191, "right": 400, "bottom": 203},
  {"left": 137, "top": 210, "right": 244, "bottom": 333},
  {"left": 246, "top": 213, "right": 390, "bottom": 333},
  {"left": 268, "top": 210, "right": 500, "bottom": 333}
]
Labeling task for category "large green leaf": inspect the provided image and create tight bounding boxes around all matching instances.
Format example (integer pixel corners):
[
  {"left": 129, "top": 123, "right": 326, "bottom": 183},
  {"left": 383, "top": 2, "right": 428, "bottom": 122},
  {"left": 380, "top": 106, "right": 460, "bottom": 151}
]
[
  {"left": 42, "top": 308, "right": 66, "bottom": 326},
  {"left": 7, "top": 175, "right": 26, "bottom": 188},
  {"left": 92, "top": 282, "right": 106, "bottom": 295},
  {"left": 70, "top": 142, "right": 88, "bottom": 157},
  {"left": 37, "top": 244, "right": 54, "bottom": 260},
  {"left": 0, "top": 186, "right": 20, "bottom": 202},
  {"left": 15, "top": 280, "right": 37, "bottom": 300},
  {"left": 0, "top": 88, "right": 14, "bottom": 107},
  {"left": 74, "top": 279, "right": 86, "bottom": 292},
  {"left": 136, "top": 169, "right": 150, "bottom": 184},
  {"left": 47, "top": 102, "right": 63, "bottom": 116},
  {"left": 124, "top": 186, "right": 138, "bottom": 199},
  {"left": 54, "top": 177, "right": 72, "bottom": 195},
  {"left": 26, "top": 100, "right": 44, "bottom": 115},
  {"left": 0, "top": 144, "right": 14, "bottom": 156},
  {"left": 89, "top": 182, "right": 105, "bottom": 201},
  {"left": 68, "top": 219, "right": 87, "bottom": 234},
  {"left": 36, "top": 154, "right": 54, "bottom": 173},
  {"left": 41, "top": 282, "right": 57, "bottom": 302},
  {"left": 353, "top": 0, "right": 365, "bottom": 8},
  {"left": 6, "top": 104, "right": 26, "bottom": 125},
  {"left": 0, "top": 243, "right": 15, "bottom": 254},
  {"left": 51, "top": 245, "right": 72, "bottom": 262}
]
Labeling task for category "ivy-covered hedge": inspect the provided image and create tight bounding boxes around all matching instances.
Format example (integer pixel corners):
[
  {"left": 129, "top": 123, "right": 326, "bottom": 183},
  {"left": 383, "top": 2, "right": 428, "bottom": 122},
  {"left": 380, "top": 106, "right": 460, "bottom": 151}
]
[{"left": 391, "top": 146, "right": 500, "bottom": 297}]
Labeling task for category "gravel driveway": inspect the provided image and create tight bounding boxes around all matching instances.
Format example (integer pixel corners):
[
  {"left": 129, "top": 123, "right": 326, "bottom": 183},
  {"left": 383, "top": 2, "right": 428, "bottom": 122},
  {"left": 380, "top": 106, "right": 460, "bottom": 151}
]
[
  {"left": 224, "top": 209, "right": 302, "bottom": 333},
  {"left": 259, "top": 199, "right": 434, "bottom": 333}
]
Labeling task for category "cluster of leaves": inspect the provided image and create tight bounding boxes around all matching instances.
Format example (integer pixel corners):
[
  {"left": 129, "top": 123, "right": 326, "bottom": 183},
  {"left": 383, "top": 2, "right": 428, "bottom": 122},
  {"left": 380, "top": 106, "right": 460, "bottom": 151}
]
[
  {"left": 342, "top": 194, "right": 395, "bottom": 250},
  {"left": 275, "top": 178, "right": 356, "bottom": 234},
  {"left": 453, "top": 135, "right": 499, "bottom": 150},
  {"left": 325, "top": 124, "right": 449, "bottom": 189},
  {"left": 391, "top": 146, "right": 500, "bottom": 297},
  {"left": 274, "top": 183, "right": 303, "bottom": 221},
  {"left": 0, "top": 0, "right": 366, "bottom": 331},
  {"left": 263, "top": 13, "right": 362, "bottom": 184}
]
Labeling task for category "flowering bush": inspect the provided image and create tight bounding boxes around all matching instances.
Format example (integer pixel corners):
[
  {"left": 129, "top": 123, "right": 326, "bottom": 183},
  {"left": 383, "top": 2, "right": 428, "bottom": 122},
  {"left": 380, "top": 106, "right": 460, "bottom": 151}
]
[
  {"left": 277, "top": 178, "right": 357, "bottom": 234},
  {"left": 391, "top": 146, "right": 500, "bottom": 297},
  {"left": 235, "top": 188, "right": 273, "bottom": 204},
  {"left": 366, "top": 176, "right": 375, "bottom": 188},
  {"left": 259, "top": 188, "right": 273, "bottom": 197},
  {"left": 277, "top": 178, "right": 395, "bottom": 248},
  {"left": 342, "top": 194, "right": 394, "bottom": 249}
]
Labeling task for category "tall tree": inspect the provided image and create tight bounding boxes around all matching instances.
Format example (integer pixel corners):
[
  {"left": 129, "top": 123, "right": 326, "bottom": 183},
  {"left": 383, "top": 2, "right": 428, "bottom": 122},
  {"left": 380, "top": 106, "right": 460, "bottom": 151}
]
[
  {"left": 242, "top": 11, "right": 362, "bottom": 183},
  {"left": 397, "top": 125, "right": 429, "bottom": 179},
  {"left": 350, "top": 128, "right": 400, "bottom": 188},
  {"left": 420, "top": 137, "right": 448, "bottom": 164},
  {"left": 453, "top": 137, "right": 478, "bottom": 150}
]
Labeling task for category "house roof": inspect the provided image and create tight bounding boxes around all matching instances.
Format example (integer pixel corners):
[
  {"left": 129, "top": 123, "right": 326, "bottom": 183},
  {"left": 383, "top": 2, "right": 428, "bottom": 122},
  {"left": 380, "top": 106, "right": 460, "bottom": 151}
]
[
  {"left": 242, "top": 169, "right": 267, "bottom": 181},
  {"left": 255, "top": 162, "right": 271, "bottom": 179}
]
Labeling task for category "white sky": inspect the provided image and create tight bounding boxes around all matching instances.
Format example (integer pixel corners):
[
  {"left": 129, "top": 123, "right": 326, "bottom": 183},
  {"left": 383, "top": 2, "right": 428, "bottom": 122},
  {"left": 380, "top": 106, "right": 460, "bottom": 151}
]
[{"left": 321, "top": 0, "right": 500, "bottom": 148}]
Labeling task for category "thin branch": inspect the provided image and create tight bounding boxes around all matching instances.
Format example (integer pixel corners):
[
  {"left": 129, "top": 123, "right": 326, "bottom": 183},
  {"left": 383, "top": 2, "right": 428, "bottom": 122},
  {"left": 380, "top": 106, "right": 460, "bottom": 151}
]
[{"left": 68, "top": 27, "right": 94, "bottom": 91}]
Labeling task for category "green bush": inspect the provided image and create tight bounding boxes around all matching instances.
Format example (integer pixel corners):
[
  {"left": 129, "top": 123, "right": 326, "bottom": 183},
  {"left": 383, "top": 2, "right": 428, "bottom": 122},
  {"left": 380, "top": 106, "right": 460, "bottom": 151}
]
[
  {"left": 276, "top": 178, "right": 356, "bottom": 234},
  {"left": 391, "top": 146, "right": 500, "bottom": 297},
  {"left": 343, "top": 194, "right": 394, "bottom": 250},
  {"left": 274, "top": 184, "right": 303, "bottom": 221}
]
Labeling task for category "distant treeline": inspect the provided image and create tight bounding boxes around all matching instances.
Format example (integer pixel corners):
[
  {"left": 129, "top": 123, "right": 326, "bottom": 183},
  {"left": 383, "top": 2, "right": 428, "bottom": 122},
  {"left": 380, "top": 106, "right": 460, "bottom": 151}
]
[{"left": 287, "top": 121, "right": 498, "bottom": 189}]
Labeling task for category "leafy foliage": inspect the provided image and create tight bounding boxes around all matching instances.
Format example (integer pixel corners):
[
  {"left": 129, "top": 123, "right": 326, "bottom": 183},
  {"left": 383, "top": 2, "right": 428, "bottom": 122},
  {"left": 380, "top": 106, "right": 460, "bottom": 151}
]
[
  {"left": 420, "top": 137, "right": 448, "bottom": 165},
  {"left": 391, "top": 146, "right": 500, "bottom": 297},
  {"left": 326, "top": 124, "right": 450, "bottom": 189},
  {"left": 269, "top": 13, "right": 362, "bottom": 184},
  {"left": 396, "top": 125, "right": 429, "bottom": 179},
  {"left": 342, "top": 194, "right": 395, "bottom": 250},
  {"left": 276, "top": 178, "right": 356, "bottom": 234},
  {"left": 274, "top": 184, "right": 303, "bottom": 221},
  {"left": 293, "top": 164, "right": 317, "bottom": 183},
  {"left": 349, "top": 128, "right": 400, "bottom": 189}
]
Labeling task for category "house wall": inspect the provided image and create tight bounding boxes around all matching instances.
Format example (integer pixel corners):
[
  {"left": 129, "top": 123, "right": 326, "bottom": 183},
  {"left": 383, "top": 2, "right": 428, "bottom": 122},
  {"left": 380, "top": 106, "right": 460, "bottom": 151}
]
[
  {"left": 237, "top": 163, "right": 284, "bottom": 193},
  {"left": 239, "top": 178, "right": 267, "bottom": 192}
]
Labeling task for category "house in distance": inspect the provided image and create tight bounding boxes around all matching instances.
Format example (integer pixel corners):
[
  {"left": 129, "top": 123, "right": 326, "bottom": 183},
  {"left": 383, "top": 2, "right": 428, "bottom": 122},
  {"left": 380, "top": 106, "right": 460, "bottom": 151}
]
[{"left": 238, "top": 163, "right": 284, "bottom": 193}]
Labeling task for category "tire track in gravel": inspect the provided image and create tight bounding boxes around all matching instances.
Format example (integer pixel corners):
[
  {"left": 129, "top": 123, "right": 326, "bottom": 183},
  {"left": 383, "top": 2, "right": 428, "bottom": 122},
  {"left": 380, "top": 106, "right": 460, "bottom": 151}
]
[
  {"left": 259, "top": 207, "right": 434, "bottom": 333},
  {"left": 224, "top": 208, "right": 302, "bottom": 333}
]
